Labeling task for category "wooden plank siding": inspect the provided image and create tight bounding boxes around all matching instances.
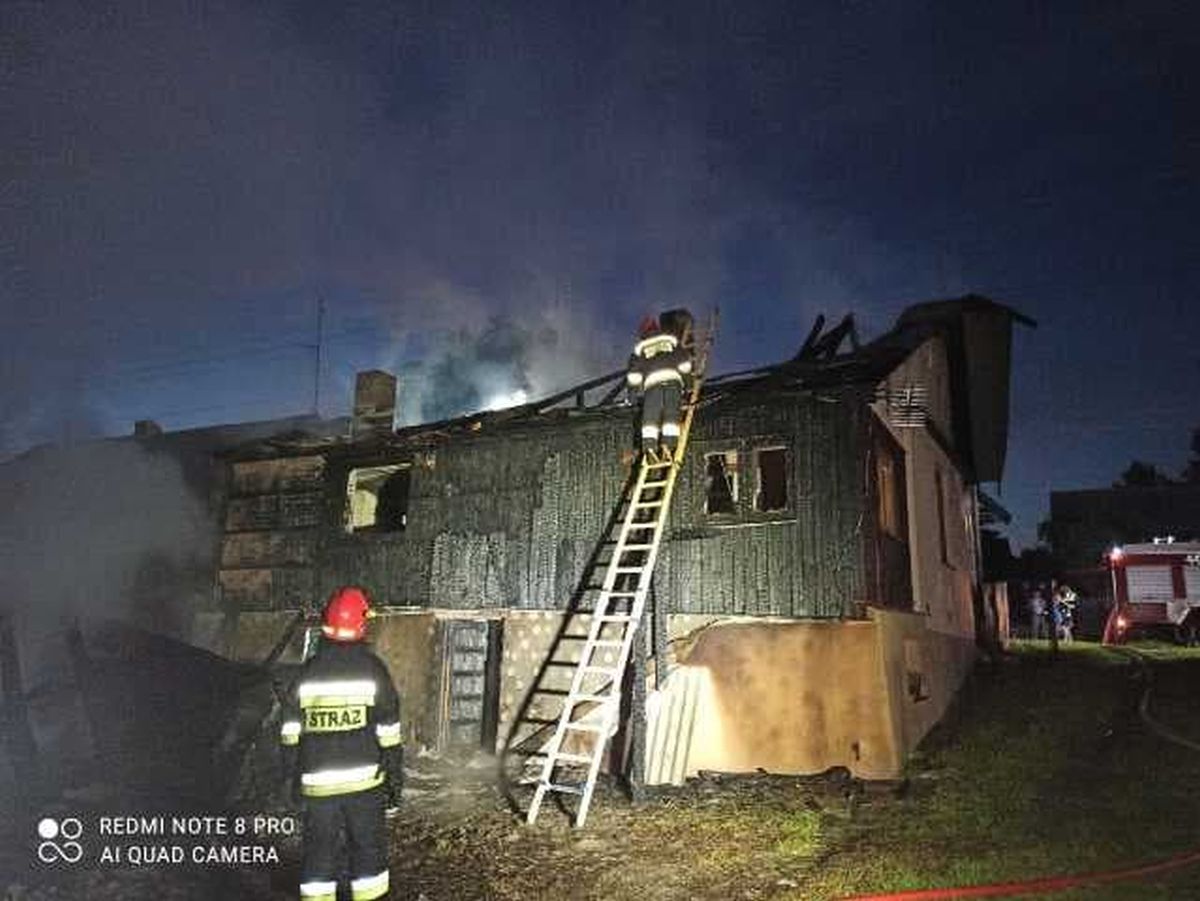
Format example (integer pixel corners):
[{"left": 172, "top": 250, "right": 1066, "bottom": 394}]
[
  {"left": 221, "top": 388, "right": 874, "bottom": 618},
  {"left": 216, "top": 456, "right": 325, "bottom": 611}
]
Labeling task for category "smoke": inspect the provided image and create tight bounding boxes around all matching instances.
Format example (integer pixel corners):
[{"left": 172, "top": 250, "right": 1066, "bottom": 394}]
[
  {"left": 381, "top": 304, "right": 622, "bottom": 424},
  {"left": 2, "top": 1, "right": 963, "bottom": 447},
  {"left": 0, "top": 439, "right": 214, "bottom": 668}
]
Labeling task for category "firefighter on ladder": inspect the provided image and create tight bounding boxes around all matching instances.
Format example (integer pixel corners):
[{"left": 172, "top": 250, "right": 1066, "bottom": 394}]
[
  {"left": 280, "top": 586, "right": 403, "bottom": 901},
  {"left": 627, "top": 311, "right": 694, "bottom": 455}
]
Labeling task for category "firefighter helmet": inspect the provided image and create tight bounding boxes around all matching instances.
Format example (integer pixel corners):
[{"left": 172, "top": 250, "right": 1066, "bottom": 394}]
[
  {"left": 638, "top": 315, "right": 659, "bottom": 338},
  {"left": 322, "top": 586, "right": 372, "bottom": 641}
]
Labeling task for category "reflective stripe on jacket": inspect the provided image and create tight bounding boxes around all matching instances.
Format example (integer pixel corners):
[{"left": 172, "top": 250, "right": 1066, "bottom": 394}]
[
  {"left": 627, "top": 333, "right": 692, "bottom": 391},
  {"left": 279, "top": 639, "right": 402, "bottom": 797}
]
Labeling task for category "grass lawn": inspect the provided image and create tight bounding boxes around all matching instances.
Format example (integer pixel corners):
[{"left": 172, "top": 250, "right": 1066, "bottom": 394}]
[
  {"left": 384, "top": 641, "right": 1200, "bottom": 900},
  {"left": 791, "top": 641, "right": 1200, "bottom": 900}
]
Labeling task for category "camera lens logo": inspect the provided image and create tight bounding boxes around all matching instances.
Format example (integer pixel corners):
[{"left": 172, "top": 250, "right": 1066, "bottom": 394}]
[{"left": 37, "top": 817, "right": 84, "bottom": 864}]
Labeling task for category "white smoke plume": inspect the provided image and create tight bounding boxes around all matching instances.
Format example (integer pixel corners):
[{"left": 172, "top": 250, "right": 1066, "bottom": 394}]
[{"left": 0, "top": 439, "right": 214, "bottom": 681}]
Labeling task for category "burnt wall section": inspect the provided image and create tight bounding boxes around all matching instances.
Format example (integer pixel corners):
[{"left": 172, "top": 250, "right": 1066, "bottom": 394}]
[
  {"left": 220, "top": 389, "right": 872, "bottom": 619},
  {"left": 217, "top": 456, "right": 324, "bottom": 611},
  {"left": 666, "top": 388, "right": 868, "bottom": 617},
  {"left": 320, "top": 416, "right": 631, "bottom": 610}
]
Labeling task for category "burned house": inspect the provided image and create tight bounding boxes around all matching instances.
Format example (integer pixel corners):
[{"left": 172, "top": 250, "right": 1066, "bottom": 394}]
[{"left": 202, "top": 295, "right": 1029, "bottom": 784}]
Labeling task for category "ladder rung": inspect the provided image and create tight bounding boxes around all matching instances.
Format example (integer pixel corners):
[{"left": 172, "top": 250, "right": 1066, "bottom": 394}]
[
  {"left": 633, "top": 500, "right": 663, "bottom": 508},
  {"left": 570, "top": 692, "right": 615, "bottom": 704},
  {"left": 613, "top": 566, "right": 645, "bottom": 574},
  {"left": 550, "top": 752, "right": 594, "bottom": 765},
  {"left": 565, "top": 720, "right": 607, "bottom": 731},
  {"left": 645, "top": 461, "right": 673, "bottom": 469},
  {"left": 602, "top": 591, "right": 638, "bottom": 598},
  {"left": 621, "top": 543, "right": 654, "bottom": 551},
  {"left": 547, "top": 782, "right": 585, "bottom": 795},
  {"left": 597, "top": 614, "right": 635, "bottom": 622}
]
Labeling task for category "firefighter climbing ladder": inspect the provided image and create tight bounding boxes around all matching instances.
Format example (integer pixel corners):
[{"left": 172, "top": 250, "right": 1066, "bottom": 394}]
[{"left": 527, "top": 319, "right": 713, "bottom": 828}]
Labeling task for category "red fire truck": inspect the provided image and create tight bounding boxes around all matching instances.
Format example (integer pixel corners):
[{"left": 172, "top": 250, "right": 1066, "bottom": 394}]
[{"left": 1102, "top": 540, "right": 1200, "bottom": 644}]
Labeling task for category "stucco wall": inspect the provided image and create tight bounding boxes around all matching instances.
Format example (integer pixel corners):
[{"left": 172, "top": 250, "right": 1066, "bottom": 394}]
[
  {"left": 647, "top": 612, "right": 976, "bottom": 782},
  {"left": 214, "top": 608, "right": 976, "bottom": 783},
  {"left": 667, "top": 618, "right": 901, "bottom": 779},
  {"left": 873, "top": 336, "right": 977, "bottom": 638},
  {"left": 370, "top": 611, "right": 439, "bottom": 748},
  {"left": 901, "top": 427, "right": 976, "bottom": 636},
  {"left": 870, "top": 607, "right": 976, "bottom": 759}
]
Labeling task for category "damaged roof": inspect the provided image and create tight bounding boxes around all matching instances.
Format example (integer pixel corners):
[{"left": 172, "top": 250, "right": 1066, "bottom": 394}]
[{"left": 227, "top": 295, "right": 1032, "bottom": 484}]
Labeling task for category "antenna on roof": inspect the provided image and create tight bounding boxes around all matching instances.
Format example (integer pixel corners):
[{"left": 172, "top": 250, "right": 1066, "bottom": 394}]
[{"left": 311, "top": 294, "right": 325, "bottom": 416}]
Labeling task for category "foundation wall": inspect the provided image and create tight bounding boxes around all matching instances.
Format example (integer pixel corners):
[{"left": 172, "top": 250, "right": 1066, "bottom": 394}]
[
  {"left": 665, "top": 618, "right": 901, "bottom": 779},
  {"left": 210, "top": 606, "right": 975, "bottom": 780},
  {"left": 870, "top": 607, "right": 977, "bottom": 761}
]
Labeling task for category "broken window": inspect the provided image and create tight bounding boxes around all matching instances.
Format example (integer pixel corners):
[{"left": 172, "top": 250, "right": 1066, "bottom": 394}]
[
  {"left": 345, "top": 465, "right": 411, "bottom": 533},
  {"left": 704, "top": 451, "right": 738, "bottom": 515},
  {"left": 755, "top": 447, "right": 788, "bottom": 512}
]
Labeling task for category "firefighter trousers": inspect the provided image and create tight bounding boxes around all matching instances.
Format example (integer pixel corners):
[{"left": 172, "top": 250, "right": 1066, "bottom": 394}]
[
  {"left": 641, "top": 381, "right": 682, "bottom": 451},
  {"left": 300, "top": 785, "right": 390, "bottom": 901}
]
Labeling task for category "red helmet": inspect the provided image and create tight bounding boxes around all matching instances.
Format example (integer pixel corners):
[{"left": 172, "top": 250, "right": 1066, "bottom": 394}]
[
  {"left": 322, "top": 586, "right": 372, "bottom": 641},
  {"left": 638, "top": 315, "right": 659, "bottom": 338}
]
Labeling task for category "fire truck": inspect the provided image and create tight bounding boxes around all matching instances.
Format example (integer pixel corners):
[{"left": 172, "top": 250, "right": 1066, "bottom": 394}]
[{"left": 1102, "top": 539, "right": 1200, "bottom": 644}]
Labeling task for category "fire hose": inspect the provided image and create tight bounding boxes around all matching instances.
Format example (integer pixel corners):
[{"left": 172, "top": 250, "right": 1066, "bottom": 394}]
[{"left": 842, "top": 646, "right": 1200, "bottom": 900}]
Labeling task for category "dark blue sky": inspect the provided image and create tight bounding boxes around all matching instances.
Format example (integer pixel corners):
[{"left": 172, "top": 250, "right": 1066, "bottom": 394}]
[{"left": 3, "top": 0, "right": 1197, "bottom": 546}]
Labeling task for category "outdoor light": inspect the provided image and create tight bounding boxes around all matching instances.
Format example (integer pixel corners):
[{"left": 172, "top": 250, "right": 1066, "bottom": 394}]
[
  {"left": 1116, "top": 616, "right": 1128, "bottom": 630},
  {"left": 1109, "top": 546, "right": 1124, "bottom": 563}
]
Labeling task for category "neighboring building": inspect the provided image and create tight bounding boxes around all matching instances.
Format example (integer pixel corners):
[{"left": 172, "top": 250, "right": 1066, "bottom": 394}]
[
  {"left": 1048, "top": 484, "right": 1200, "bottom": 571},
  {"left": 201, "top": 295, "right": 1030, "bottom": 783}
]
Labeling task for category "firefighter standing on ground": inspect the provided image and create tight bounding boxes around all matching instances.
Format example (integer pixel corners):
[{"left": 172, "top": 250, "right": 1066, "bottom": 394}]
[
  {"left": 627, "top": 312, "right": 694, "bottom": 454},
  {"left": 280, "top": 586, "right": 403, "bottom": 901}
]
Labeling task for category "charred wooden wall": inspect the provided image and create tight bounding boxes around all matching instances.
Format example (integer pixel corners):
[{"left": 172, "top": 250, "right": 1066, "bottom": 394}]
[
  {"left": 217, "top": 456, "right": 325, "bottom": 611},
  {"left": 218, "top": 388, "right": 872, "bottom": 619},
  {"left": 663, "top": 387, "right": 868, "bottom": 616}
]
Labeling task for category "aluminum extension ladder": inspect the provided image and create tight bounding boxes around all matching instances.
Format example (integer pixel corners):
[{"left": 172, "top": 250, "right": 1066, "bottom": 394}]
[{"left": 526, "top": 323, "right": 711, "bottom": 828}]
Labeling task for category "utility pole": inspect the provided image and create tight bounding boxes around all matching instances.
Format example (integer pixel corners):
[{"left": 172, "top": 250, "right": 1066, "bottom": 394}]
[{"left": 312, "top": 295, "right": 325, "bottom": 416}]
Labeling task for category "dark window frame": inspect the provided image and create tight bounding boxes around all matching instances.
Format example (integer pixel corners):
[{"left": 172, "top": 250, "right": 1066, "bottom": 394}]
[
  {"left": 754, "top": 446, "right": 790, "bottom": 513},
  {"left": 868, "top": 417, "right": 913, "bottom": 611},
  {"left": 344, "top": 463, "right": 412, "bottom": 535}
]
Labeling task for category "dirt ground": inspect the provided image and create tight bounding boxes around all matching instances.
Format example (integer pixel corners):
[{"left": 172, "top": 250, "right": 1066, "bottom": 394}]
[
  {"left": 2, "top": 766, "right": 852, "bottom": 901},
  {"left": 385, "top": 754, "right": 868, "bottom": 901},
  {"left": 3, "top": 755, "right": 862, "bottom": 901},
  {"left": 8, "top": 643, "right": 1199, "bottom": 901}
]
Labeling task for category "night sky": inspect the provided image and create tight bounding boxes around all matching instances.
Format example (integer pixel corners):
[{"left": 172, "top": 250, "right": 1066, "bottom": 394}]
[{"left": 3, "top": 1, "right": 1197, "bottom": 547}]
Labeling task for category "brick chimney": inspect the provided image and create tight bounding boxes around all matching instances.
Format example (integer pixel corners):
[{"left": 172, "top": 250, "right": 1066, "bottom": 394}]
[{"left": 351, "top": 370, "right": 397, "bottom": 438}]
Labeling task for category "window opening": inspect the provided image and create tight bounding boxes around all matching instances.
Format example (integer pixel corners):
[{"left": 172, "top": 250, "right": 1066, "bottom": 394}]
[
  {"left": 346, "top": 464, "right": 411, "bottom": 533},
  {"left": 704, "top": 451, "right": 738, "bottom": 515},
  {"left": 755, "top": 447, "right": 788, "bottom": 512}
]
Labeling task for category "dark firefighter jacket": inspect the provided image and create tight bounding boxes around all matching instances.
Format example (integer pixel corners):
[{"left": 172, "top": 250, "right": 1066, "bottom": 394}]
[
  {"left": 626, "top": 332, "right": 693, "bottom": 390},
  {"left": 279, "top": 639, "right": 402, "bottom": 798}
]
